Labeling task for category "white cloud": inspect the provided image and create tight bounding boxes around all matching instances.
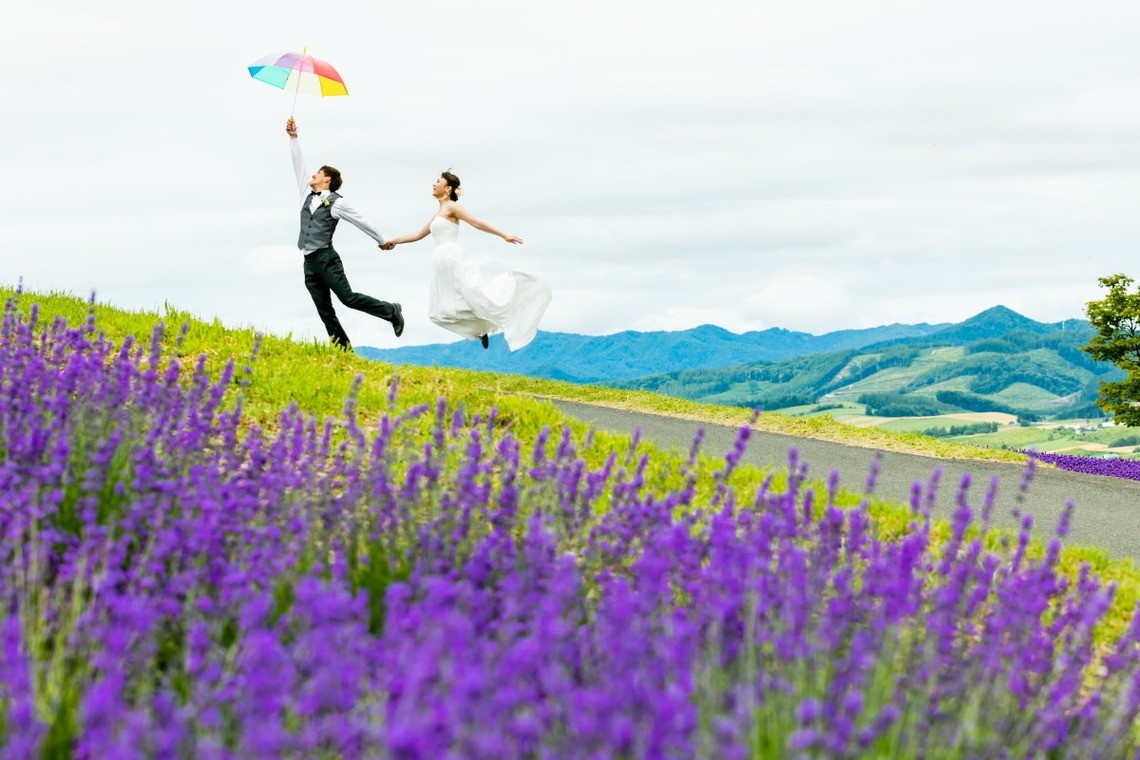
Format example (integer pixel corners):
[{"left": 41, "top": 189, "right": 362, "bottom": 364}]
[
  {"left": 245, "top": 245, "right": 301, "bottom": 275},
  {"left": 3, "top": 0, "right": 1139, "bottom": 348}
]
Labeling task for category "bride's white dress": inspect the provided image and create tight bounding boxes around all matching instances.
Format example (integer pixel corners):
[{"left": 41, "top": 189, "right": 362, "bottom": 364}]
[{"left": 427, "top": 216, "right": 552, "bottom": 351}]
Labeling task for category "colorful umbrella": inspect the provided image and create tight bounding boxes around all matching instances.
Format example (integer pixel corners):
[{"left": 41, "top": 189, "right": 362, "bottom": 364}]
[{"left": 247, "top": 48, "right": 348, "bottom": 115}]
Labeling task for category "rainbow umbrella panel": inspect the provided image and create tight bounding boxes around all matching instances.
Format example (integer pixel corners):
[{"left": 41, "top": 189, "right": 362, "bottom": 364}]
[{"left": 247, "top": 50, "right": 348, "bottom": 97}]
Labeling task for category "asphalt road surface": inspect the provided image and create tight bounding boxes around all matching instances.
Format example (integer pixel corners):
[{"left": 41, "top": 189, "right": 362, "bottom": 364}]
[{"left": 550, "top": 400, "right": 1140, "bottom": 564}]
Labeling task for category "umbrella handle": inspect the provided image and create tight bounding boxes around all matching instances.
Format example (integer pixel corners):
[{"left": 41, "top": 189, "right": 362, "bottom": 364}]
[{"left": 290, "top": 85, "right": 301, "bottom": 119}]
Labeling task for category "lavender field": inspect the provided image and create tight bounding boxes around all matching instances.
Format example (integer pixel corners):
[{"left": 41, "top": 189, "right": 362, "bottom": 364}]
[
  {"left": 4, "top": 297, "right": 1140, "bottom": 758},
  {"left": 1026, "top": 450, "right": 1140, "bottom": 483}
]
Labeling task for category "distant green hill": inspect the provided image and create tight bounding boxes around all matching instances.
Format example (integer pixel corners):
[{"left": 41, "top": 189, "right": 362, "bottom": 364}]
[
  {"left": 616, "top": 308, "right": 1121, "bottom": 421},
  {"left": 357, "top": 305, "right": 1117, "bottom": 422},
  {"left": 357, "top": 321, "right": 949, "bottom": 383},
  {"left": 907, "top": 305, "right": 1056, "bottom": 342}
]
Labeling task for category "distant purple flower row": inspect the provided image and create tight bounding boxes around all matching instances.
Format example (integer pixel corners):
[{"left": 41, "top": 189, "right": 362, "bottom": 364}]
[
  {"left": 1023, "top": 449, "right": 1140, "bottom": 481},
  {"left": 3, "top": 296, "right": 1140, "bottom": 758}
]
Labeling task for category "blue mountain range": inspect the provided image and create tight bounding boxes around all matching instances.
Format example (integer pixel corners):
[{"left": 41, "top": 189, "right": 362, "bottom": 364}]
[{"left": 355, "top": 313, "right": 994, "bottom": 383}]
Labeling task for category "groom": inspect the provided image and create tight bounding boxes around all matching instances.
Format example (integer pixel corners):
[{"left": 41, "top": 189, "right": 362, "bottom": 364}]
[{"left": 286, "top": 117, "right": 403, "bottom": 350}]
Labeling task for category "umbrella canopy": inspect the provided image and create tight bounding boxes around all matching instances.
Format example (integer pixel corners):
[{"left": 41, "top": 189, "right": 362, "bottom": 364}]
[{"left": 247, "top": 50, "right": 348, "bottom": 97}]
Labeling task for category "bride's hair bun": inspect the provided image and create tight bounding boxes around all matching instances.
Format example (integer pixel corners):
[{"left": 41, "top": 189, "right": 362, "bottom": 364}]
[{"left": 441, "top": 170, "right": 462, "bottom": 202}]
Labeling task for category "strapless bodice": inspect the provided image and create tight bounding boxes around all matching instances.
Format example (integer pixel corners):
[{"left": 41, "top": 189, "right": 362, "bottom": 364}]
[{"left": 430, "top": 215, "right": 459, "bottom": 244}]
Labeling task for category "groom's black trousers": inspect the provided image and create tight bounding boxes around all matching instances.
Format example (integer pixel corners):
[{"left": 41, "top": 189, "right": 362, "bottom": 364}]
[{"left": 303, "top": 247, "right": 397, "bottom": 348}]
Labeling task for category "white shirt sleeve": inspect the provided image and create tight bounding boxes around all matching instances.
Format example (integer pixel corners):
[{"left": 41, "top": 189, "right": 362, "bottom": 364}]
[
  {"left": 330, "top": 198, "right": 388, "bottom": 246},
  {"left": 290, "top": 138, "right": 309, "bottom": 204}
]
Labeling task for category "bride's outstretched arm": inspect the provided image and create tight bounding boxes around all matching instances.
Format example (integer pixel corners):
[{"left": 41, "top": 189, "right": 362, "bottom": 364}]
[
  {"left": 452, "top": 204, "right": 523, "bottom": 245},
  {"left": 385, "top": 219, "right": 433, "bottom": 248}
]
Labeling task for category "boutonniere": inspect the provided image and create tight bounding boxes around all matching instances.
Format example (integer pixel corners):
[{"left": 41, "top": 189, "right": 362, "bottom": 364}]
[{"left": 321, "top": 196, "right": 333, "bottom": 207}]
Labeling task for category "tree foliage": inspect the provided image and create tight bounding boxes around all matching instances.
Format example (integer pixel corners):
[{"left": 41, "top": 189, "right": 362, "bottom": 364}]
[
  {"left": 933, "top": 390, "right": 1040, "bottom": 422},
  {"left": 922, "top": 422, "right": 1000, "bottom": 437},
  {"left": 1083, "top": 274, "right": 1140, "bottom": 426},
  {"left": 858, "top": 392, "right": 947, "bottom": 417}
]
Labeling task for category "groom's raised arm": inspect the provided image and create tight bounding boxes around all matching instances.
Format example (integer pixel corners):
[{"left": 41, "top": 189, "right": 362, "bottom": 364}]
[{"left": 287, "top": 117, "right": 309, "bottom": 204}]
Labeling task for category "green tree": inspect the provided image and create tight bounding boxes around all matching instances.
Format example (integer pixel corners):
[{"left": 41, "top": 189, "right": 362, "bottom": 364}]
[{"left": 1083, "top": 274, "right": 1140, "bottom": 425}]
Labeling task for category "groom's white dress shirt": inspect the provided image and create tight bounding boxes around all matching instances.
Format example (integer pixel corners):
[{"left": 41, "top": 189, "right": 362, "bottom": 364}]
[{"left": 291, "top": 138, "right": 388, "bottom": 255}]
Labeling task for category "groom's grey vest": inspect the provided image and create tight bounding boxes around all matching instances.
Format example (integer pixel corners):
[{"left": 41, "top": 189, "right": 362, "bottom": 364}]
[{"left": 298, "top": 192, "right": 342, "bottom": 252}]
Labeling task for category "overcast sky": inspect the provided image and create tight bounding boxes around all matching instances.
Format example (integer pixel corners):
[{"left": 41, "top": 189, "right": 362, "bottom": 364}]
[{"left": 4, "top": 0, "right": 1139, "bottom": 349}]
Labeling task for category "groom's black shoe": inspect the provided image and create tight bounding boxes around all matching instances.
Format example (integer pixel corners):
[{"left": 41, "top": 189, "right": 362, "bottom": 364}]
[
  {"left": 480, "top": 334, "right": 489, "bottom": 349},
  {"left": 392, "top": 303, "right": 405, "bottom": 337}
]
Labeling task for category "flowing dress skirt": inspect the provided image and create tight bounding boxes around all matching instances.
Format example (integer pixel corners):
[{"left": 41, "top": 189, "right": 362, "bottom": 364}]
[{"left": 428, "top": 240, "right": 552, "bottom": 351}]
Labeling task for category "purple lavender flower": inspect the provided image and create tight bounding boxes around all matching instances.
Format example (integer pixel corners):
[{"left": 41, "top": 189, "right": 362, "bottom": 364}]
[
  {"left": 1023, "top": 449, "right": 1140, "bottom": 482},
  {"left": 3, "top": 293, "right": 1140, "bottom": 758}
]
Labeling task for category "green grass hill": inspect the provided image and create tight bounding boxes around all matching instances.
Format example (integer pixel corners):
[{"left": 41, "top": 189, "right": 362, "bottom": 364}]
[{"left": 6, "top": 285, "right": 1139, "bottom": 644}]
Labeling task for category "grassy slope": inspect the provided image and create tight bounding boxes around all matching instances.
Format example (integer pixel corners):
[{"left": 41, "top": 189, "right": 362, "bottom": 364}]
[{"left": 6, "top": 286, "right": 1138, "bottom": 640}]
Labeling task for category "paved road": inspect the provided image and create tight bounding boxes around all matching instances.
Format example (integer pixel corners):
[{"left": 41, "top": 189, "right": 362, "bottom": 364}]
[{"left": 550, "top": 400, "right": 1140, "bottom": 563}]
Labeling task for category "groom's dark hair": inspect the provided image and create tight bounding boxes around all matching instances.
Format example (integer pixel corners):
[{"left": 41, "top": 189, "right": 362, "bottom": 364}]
[
  {"left": 320, "top": 165, "right": 343, "bottom": 193},
  {"left": 441, "top": 170, "right": 461, "bottom": 202}
]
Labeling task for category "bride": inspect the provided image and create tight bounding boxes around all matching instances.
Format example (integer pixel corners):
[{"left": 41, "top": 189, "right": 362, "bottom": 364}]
[{"left": 383, "top": 171, "right": 551, "bottom": 351}]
